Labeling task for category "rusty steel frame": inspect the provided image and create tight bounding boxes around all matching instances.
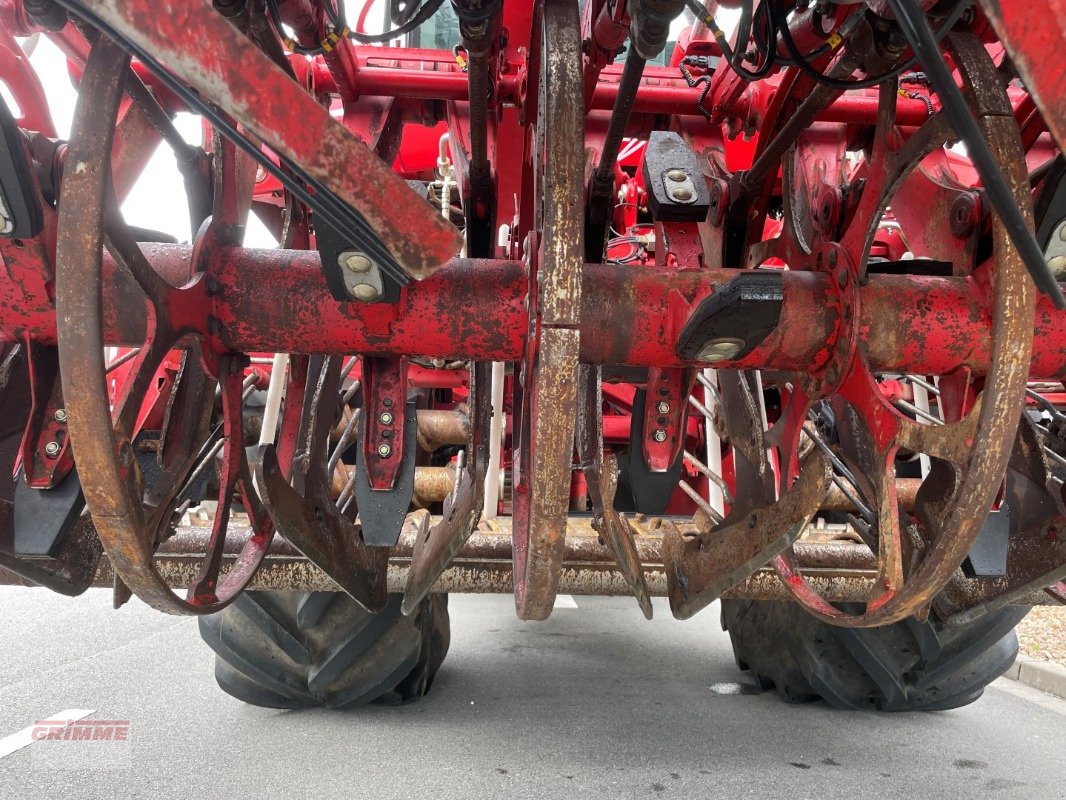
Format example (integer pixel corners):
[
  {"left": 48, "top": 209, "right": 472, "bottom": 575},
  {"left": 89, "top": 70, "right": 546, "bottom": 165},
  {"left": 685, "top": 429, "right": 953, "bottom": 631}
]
[
  {"left": 8, "top": 244, "right": 1066, "bottom": 377},
  {"left": 2, "top": 519, "right": 1048, "bottom": 608},
  {"left": 0, "top": 0, "right": 1063, "bottom": 626}
]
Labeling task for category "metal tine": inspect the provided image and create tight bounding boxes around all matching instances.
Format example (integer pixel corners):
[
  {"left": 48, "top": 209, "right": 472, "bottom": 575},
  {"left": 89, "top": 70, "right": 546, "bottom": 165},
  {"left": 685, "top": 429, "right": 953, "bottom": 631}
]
[
  {"left": 683, "top": 450, "right": 734, "bottom": 504},
  {"left": 105, "top": 347, "right": 141, "bottom": 373},
  {"left": 894, "top": 398, "right": 944, "bottom": 426},
  {"left": 828, "top": 473, "right": 874, "bottom": 522},
  {"left": 684, "top": 391, "right": 736, "bottom": 507},
  {"left": 336, "top": 467, "right": 359, "bottom": 510},
  {"left": 903, "top": 374, "right": 940, "bottom": 396},
  {"left": 341, "top": 378, "right": 362, "bottom": 407},
  {"left": 340, "top": 356, "right": 359, "bottom": 382},
  {"left": 801, "top": 417, "right": 876, "bottom": 524},
  {"left": 678, "top": 479, "right": 725, "bottom": 525},
  {"left": 695, "top": 371, "right": 723, "bottom": 405},
  {"left": 175, "top": 439, "right": 225, "bottom": 504},
  {"left": 327, "top": 407, "right": 361, "bottom": 476},
  {"left": 687, "top": 393, "right": 714, "bottom": 423}
]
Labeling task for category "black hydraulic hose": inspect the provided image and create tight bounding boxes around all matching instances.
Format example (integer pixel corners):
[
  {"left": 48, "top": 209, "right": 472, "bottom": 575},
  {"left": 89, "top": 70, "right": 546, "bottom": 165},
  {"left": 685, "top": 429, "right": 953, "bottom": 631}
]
[
  {"left": 886, "top": 0, "right": 1066, "bottom": 308},
  {"left": 588, "top": 47, "right": 647, "bottom": 226},
  {"left": 467, "top": 56, "right": 490, "bottom": 177},
  {"left": 55, "top": 0, "right": 413, "bottom": 286}
]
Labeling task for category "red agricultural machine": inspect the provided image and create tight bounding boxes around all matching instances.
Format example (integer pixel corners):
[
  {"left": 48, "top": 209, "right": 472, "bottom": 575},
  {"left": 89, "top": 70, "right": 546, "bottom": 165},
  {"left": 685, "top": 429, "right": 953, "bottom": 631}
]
[{"left": 0, "top": 0, "right": 1063, "bottom": 711}]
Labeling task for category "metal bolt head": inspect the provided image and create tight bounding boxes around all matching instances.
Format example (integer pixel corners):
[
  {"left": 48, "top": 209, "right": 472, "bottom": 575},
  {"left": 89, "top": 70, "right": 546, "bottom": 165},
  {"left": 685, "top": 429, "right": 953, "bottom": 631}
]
[
  {"left": 44, "top": 441, "right": 60, "bottom": 457},
  {"left": 1059, "top": 222, "right": 1066, "bottom": 242},
  {"left": 54, "top": 409, "right": 67, "bottom": 422},
  {"left": 351, "top": 282, "right": 381, "bottom": 301},
  {"left": 697, "top": 338, "right": 744, "bottom": 363},
  {"left": 1048, "top": 255, "right": 1066, "bottom": 276},
  {"left": 341, "top": 252, "right": 373, "bottom": 273},
  {"left": 379, "top": 411, "right": 394, "bottom": 425},
  {"left": 656, "top": 401, "right": 670, "bottom": 415},
  {"left": 670, "top": 187, "right": 694, "bottom": 202},
  {"left": 652, "top": 429, "right": 667, "bottom": 443},
  {"left": 666, "top": 169, "right": 687, "bottom": 183},
  {"left": 377, "top": 443, "right": 393, "bottom": 458}
]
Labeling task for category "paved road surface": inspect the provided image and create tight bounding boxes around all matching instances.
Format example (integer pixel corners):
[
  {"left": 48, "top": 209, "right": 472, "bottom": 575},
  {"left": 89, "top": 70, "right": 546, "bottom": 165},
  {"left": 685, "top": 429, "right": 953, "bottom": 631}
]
[{"left": 0, "top": 587, "right": 1062, "bottom": 799}]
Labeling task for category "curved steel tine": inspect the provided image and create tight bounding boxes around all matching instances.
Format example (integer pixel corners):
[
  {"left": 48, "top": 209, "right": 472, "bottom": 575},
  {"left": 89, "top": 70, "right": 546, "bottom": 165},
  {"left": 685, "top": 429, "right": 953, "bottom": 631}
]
[
  {"left": 577, "top": 363, "right": 653, "bottom": 619},
  {"left": 402, "top": 361, "right": 492, "bottom": 614},
  {"left": 257, "top": 444, "right": 387, "bottom": 612},
  {"left": 664, "top": 450, "right": 831, "bottom": 620},
  {"left": 255, "top": 356, "right": 388, "bottom": 612}
]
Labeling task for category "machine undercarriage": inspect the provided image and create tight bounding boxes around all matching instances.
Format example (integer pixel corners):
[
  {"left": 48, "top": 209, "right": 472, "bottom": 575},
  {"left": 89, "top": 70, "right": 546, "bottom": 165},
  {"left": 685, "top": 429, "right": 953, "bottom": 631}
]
[{"left": 0, "top": 0, "right": 1064, "bottom": 709}]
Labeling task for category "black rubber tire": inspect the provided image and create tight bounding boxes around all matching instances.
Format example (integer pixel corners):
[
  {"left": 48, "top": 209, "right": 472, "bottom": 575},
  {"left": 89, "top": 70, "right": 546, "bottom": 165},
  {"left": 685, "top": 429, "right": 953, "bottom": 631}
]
[
  {"left": 721, "top": 599, "right": 1028, "bottom": 711},
  {"left": 198, "top": 591, "right": 450, "bottom": 709}
]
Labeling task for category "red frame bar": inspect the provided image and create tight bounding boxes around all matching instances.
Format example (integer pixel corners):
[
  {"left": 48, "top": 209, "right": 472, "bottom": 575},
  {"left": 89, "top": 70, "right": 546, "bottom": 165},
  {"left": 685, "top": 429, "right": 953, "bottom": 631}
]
[{"left": 3, "top": 243, "right": 1065, "bottom": 377}]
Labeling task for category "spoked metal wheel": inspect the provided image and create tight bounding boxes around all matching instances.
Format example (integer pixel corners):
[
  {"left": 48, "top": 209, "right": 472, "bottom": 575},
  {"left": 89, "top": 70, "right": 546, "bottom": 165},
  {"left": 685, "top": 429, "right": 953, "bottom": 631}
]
[
  {"left": 766, "top": 35, "right": 1035, "bottom": 626},
  {"left": 56, "top": 36, "right": 276, "bottom": 614},
  {"left": 668, "top": 34, "right": 1036, "bottom": 626}
]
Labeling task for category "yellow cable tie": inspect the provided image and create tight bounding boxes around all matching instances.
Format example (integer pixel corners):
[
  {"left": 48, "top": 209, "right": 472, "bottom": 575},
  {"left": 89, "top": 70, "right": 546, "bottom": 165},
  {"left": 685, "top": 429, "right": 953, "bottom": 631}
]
[
  {"left": 284, "top": 37, "right": 297, "bottom": 51},
  {"left": 825, "top": 32, "right": 843, "bottom": 49}
]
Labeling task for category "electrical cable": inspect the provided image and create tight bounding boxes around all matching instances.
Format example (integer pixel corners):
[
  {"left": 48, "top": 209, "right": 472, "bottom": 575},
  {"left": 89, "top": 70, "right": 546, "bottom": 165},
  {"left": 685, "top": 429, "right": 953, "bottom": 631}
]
[
  {"left": 684, "top": 0, "right": 773, "bottom": 80},
  {"left": 771, "top": 0, "right": 970, "bottom": 90},
  {"left": 265, "top": 0, "right": 347, "bottom": 55},
  {"left": 56, "top": 0, "right": 413, "bottom": 286},
  {"left": 266, "top": 0, "right": 444, "bottom": 49},
  {"left": 885, "top": 0, "right": 1066, "bottom": 307},
  {"left": 347, "top": 0, "right": 447, "bottom": 43}
]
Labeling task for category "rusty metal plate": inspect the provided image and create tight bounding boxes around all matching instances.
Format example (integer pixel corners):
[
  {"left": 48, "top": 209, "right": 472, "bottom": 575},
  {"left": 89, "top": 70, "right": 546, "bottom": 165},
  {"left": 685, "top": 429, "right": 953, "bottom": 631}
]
[{"left": 663, "top": 450, "right": 831, "bottom": 620}]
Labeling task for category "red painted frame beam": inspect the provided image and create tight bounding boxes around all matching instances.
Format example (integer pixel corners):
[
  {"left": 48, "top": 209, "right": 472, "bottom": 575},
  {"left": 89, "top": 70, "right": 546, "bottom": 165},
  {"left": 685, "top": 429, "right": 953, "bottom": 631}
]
[
  {"left": 300, "top": 50, "right": 932, "bottom": 125},
  {"left": 3, "top": 243, "right": 1066, "bottom": 377}
]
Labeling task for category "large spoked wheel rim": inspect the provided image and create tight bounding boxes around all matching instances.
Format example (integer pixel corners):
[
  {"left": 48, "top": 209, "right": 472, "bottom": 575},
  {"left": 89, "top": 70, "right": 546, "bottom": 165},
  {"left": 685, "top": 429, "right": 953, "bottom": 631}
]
[
  {"left": 744, "top": 34, "right": 1035, "bottom": 626},
  {"left": 56, "top": 36, "right": 274, "bottom": 615}
]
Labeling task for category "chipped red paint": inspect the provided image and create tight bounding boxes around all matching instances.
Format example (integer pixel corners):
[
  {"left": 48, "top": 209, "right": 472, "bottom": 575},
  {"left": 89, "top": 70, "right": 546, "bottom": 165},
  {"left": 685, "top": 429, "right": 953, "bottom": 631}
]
[{"left": 5, "top": 243, "right": 1066, "bottom": 376}]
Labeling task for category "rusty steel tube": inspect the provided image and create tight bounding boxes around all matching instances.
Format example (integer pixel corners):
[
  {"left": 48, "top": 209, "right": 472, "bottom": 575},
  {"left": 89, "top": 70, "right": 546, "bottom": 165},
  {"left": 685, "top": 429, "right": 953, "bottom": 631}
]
[
  {"left": 4, "top": 245, "right": 1066, "bottom": 376},
  {"left": 332, "top": 408, "right": 470, "bottom": 450},
  {"left": 46, "top": 520, "right": 1048, "bottom": 605},
  {"left": 822, "top": 478, "right": 921, "bottom": 512}
]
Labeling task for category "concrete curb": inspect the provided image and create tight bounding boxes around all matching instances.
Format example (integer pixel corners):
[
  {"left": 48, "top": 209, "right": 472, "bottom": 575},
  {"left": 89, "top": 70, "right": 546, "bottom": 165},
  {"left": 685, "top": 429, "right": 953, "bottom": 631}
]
[{"left": 1004, "top": 656, "right": 1066, "bottom": 701}]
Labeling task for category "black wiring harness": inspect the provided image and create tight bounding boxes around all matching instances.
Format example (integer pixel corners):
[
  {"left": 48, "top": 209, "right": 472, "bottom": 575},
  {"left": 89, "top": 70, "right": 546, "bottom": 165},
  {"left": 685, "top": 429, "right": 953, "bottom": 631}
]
[
  {"left": 683, "top": 0, "right": 968, "bottom": 90},
  {"left": 54, "top": 0, "right": 414, "bottom": 286}
]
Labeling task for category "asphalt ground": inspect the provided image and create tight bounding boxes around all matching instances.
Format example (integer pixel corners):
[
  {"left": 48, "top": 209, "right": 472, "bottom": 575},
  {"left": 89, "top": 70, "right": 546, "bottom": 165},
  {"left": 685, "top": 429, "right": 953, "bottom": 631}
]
[{"left": 0, "top": 587, "right": 1062, "bottom": 799}]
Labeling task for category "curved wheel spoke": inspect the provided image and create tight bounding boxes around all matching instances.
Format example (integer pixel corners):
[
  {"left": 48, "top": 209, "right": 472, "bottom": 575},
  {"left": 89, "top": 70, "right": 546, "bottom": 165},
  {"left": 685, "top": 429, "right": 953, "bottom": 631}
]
[
  {"left": 56, "top": 33, "right": 274, "bottom": 615},
  {"left": 726, "top": 33, "right": 1037, "bottom": 628}
]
